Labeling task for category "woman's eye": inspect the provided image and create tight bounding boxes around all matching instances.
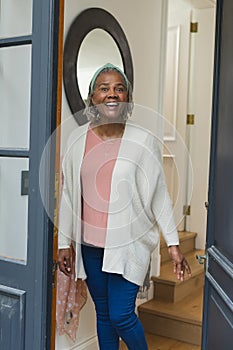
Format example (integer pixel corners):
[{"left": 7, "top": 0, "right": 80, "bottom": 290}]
[
  {"left": 116, "top": 88, "right": 124, "bottom": 92},
  {"left": 101, "top": 87, "right": 108, "bottom": 92}
]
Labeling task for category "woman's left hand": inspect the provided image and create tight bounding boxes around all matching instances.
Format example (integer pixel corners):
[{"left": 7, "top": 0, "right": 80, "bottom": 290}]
[{"left": 168, "top": 245, "right": 192, "bottom": 282}]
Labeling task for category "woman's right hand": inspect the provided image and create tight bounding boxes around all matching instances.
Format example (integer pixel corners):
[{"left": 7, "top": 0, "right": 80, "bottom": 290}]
[{"left": 58, "top": 248, "right": 72, "bottom": 276}]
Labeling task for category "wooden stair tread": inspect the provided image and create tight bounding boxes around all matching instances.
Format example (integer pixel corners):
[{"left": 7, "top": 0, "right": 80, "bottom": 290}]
[
  {"left": 140, "top": 231, "right": 203, "bottom": 345},
  {"left": 138, "top": 289, "right": 203, "bottom": 325},
  {"left": 120, "top": 334, "right": 201, "bottom": 349},
  {"left": 160, "top": 231, "right": 197, "bottom": 248},
  {"left": 152, "top": 249, "right": 205, "bottom": 285}
]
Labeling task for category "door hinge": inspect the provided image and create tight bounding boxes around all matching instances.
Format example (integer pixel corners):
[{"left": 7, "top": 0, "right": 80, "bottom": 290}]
[
  {"left": 190, "top": 22, "right": 198, "bottom": 33},
  {"left": 183, "top": 205, "right": 191, "bottom": 216},
  {"left": 187, "top": 114, "right": 195, "bottom": 125},
  {"left": 52, "top": 260, "right": 58, "bottom": 288}
]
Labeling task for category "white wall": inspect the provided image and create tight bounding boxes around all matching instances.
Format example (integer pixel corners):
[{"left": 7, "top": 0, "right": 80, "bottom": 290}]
[{"left": 58, "top": 1, "right": 167, "bottom": 349}]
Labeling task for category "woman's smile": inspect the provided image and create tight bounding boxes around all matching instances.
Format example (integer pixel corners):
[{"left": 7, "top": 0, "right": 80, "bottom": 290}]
[{"left": 91, "top": 71, "right": 128, "bottom": 121}]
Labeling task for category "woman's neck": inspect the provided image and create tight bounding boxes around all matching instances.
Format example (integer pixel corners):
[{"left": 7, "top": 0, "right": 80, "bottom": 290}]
[{"left": 91, "top": 122, "right": 125, "bottom": 140}]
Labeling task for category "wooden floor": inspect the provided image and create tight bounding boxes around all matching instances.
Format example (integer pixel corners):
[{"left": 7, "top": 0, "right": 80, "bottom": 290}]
[{"left": 120, "top": 333, "right": 201, "bottom": 350}]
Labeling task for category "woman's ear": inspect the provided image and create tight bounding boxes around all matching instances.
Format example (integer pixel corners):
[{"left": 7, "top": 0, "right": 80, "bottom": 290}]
[{"left": 90, "top": 93, "right": 95, "bottom": 105}]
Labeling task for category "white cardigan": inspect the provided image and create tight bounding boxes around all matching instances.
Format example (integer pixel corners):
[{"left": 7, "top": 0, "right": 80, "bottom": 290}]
[{"left": 58, "top": 120, "right": 179, "bottom": 286}]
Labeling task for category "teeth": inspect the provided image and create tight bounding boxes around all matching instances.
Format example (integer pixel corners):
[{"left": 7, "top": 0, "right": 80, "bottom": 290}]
[{"left": 106, "top": 102, "right": 118, "bottom": 106}]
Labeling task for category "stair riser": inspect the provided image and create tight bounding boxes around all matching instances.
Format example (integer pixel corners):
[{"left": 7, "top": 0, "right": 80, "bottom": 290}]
[
  {"left": 154, "top": 274, "right": 204, "bottom": 302},
  {"left": 161, "top": 236, "right": 196, "bottom": 264},
  {"left": 139, "top": 312, "right": 202, "bottom": 346}
]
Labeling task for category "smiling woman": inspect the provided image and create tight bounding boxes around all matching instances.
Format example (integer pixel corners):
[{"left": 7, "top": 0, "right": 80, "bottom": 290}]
[
  {"left": 84, "top": 63, "right": 134, "bottom": 125},
  {"left": 63, "top": 8, "right": 134, "bottom": 125},
  {"left": 91, "top": 71, "right": 128, "bottom": 122},
  {"left": 58, "top": 63, "right": 191, "bottom": 350}
]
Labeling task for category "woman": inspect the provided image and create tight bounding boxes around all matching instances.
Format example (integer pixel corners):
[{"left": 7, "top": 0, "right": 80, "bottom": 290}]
[{"left": 58, "top": 63, "right": 191, "bottom": 349}]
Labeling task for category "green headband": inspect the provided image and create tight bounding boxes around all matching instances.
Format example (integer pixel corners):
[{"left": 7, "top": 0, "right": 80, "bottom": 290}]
[{"left": 89, "top": 63, "right": 129, "bottom": 93}]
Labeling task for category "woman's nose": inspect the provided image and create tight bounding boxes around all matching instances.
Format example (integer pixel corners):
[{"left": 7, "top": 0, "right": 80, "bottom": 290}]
[{"left": 107, "top": 88, "right": 118, "bottom": 98}]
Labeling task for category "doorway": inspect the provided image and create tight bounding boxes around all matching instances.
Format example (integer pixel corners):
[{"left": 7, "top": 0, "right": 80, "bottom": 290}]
[
  {"left": 160, "top": 0, "right": 216, "bottom": 347},
  {"left": 54, "top": 0, "right": 217, "bottom": 349},
  {"left": 163, "top": 0, "right": 216, "bottom": 248}
]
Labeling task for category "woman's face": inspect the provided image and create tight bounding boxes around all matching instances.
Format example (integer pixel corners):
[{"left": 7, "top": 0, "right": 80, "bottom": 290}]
[{"left": 91, "top": 70, "right": 128, "bottom": 121}]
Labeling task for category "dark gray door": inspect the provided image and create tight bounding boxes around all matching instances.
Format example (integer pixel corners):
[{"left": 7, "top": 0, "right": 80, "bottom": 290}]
[
  {"left": 0, "top": 1, "right": 59, "bottom": 349},
  {"left": 202, "top": 0, "right": 233, "bottom": 349}
]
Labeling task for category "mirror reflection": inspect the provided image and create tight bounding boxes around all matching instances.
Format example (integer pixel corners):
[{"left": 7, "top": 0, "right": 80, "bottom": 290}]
[{"left": 77, "top": 29, "right": 123, "bottom": 101}]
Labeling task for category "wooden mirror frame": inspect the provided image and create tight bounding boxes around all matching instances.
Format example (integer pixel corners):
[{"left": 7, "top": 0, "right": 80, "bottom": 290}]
[{"left": 63, "top": 7, "right": 134, "bottom": 125}]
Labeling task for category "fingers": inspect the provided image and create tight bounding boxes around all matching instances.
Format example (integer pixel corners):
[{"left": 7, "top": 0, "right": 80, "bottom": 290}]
[
  {"left": 168, "top": 246, "right": 192, "bottom": 282},
  {"left": 60, "top": 259, "right": 71, "bottom": 276},
  {"left": 184, "top": 259, "right": 192, "bottom": 277},
  {"left": 175, "top": 258, "right": 192, "bottom": 282},
  {"left": 173, "top": 260, "right": 177, "bottom": 274},
  {"left": 58, "top": 248, "right": 72, "bottom": 276},
  {"left": 176, "top": 261, "right": 183, "bottom": 281}
]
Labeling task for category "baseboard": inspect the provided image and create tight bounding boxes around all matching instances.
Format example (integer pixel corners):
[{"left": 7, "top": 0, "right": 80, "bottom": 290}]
[{"left": 70, "top": 336, "right": 98, "bottom": 350}]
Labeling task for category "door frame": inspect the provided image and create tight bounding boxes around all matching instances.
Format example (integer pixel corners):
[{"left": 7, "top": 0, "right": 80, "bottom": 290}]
[
  {"left": 201, "top": 2, "right": 221, "bottom": 346},
  {"left": 0, "top": 1, "right": 60, "bottom": 349},
  {"left": 29, "top": 0, "right": 60, "bottom": 348}
]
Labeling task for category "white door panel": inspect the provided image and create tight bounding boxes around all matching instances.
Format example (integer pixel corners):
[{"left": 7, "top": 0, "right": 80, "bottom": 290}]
[{"left": 164, "top": 2, "right": 191, "bottom": 231}]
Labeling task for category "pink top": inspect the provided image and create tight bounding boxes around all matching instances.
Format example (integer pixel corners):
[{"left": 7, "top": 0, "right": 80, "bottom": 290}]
[{"left": 81, "top": 127, "right": 121, "bottom": 247}]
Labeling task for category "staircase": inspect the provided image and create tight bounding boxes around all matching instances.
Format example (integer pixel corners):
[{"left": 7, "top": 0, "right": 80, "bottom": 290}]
[{"left": 138, "top": 231, "right": 204, "bottom": 346}]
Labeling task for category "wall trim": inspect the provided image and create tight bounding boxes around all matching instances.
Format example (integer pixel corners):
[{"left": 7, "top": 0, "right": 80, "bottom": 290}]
[
  {"left": 164, "top": 25, "right": 180, "bottom": 141},
  {"left": 70, "top": 336, "right": 98, "bottom": 350},
  {"left": 158, "top": 0, "right": 168, "bottom": 117}
]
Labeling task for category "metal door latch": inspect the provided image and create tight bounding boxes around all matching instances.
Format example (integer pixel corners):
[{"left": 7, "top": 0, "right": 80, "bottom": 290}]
[{"left": 196, "top": 254, "right": 207, "bottom": 265}]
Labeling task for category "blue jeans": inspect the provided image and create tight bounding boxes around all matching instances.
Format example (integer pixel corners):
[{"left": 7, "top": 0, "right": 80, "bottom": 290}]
[{"left": 81, "top": 244, "right": 148, "bottom": 350}]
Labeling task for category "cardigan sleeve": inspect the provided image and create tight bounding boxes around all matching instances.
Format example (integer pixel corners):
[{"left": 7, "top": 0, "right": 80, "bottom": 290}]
[
  {"left": 58, "top": 151, "right": 73, "bottom": 249},
  {"left": 149, "top": 136, "right": 179, "bottom": 247}
]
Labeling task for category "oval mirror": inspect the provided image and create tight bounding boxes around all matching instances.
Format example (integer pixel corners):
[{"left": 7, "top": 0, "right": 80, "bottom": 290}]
[
  {"left": 77, "top": 28, "right": 124, "bottom": 101},
  {"left": 63, "top": 8, "right": 134, "bottom": 125}
]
